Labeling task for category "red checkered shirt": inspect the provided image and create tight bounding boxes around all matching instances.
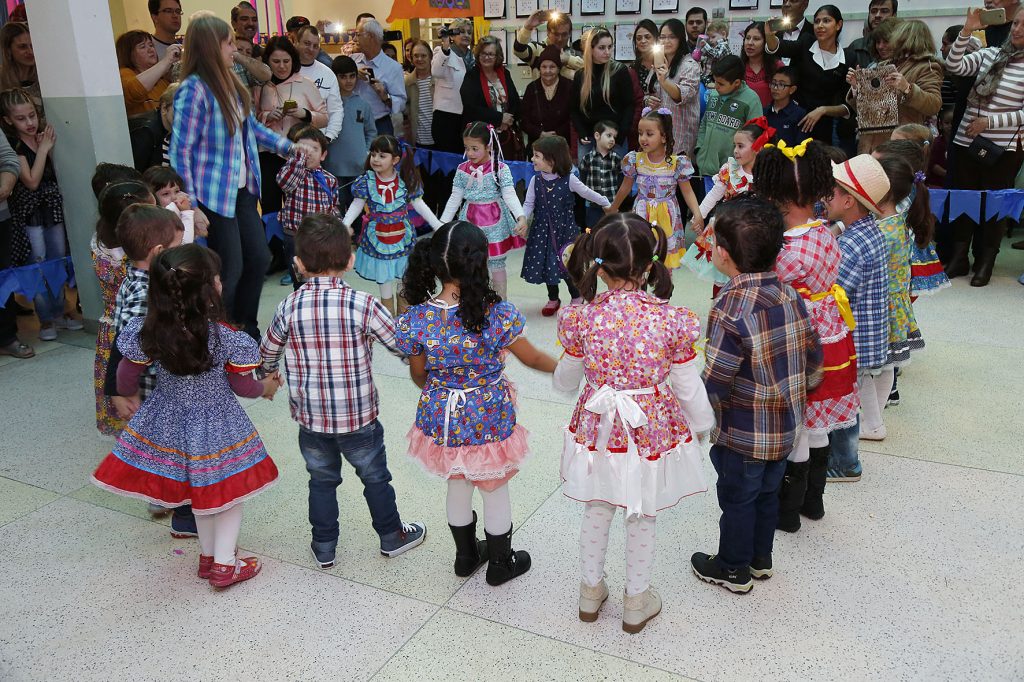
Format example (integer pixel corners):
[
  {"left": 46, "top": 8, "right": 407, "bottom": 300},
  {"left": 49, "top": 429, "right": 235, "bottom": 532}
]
[
  {"left": 774, "top": 221, "right": 847, "bottom": 343},
  {"left": 276, "top": 152, "right": 341, "bottom": 235},
  {"left": 259, "top": 277, "right": 403, "bottom": 434}
]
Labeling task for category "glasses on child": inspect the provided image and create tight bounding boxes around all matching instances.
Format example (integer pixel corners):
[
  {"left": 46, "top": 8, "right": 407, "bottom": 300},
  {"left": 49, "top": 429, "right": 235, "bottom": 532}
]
[{"left": 769, "top": 80, "right": 793, "bottom": 89}]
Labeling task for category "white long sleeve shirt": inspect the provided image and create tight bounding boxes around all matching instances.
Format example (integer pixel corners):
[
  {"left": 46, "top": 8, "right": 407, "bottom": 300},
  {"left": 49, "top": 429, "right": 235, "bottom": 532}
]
[{"left": 299, "top": 60, "right": 344, "bottom": 141}]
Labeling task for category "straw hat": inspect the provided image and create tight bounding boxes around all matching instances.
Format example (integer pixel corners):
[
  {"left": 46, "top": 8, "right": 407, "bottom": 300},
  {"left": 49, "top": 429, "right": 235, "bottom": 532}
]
[{"left": 832, "top": 155, "right": 890, "bottom": 215}]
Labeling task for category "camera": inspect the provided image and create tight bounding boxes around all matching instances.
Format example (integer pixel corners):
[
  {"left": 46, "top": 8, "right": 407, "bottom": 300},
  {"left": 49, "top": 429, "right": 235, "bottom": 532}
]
[{"left": 439, "top": 26, "right": 460, "bottom": 39}]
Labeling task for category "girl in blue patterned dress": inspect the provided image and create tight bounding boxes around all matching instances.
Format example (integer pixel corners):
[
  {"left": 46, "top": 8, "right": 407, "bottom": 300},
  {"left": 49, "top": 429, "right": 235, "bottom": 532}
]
[
  {"left": 397, "top": 221, "right": 557, "bottom": 586},
  {"left": 92, "top": 244, "right": 282, "bottom": 589},
  {"left": 342, "top": 135, "right": 442, "bottom": 315}
]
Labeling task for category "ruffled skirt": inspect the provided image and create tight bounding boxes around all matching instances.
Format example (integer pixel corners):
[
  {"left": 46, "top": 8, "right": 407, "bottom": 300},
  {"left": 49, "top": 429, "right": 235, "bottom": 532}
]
[
  {"left": 910, "top": 242, "right": 950, "bottom": 296},
  {"left": 805, "top": 332, "right": 859, "bottom": 435},
  {"left": 406, "top": 423, "right": 530, "bottom": 491}
]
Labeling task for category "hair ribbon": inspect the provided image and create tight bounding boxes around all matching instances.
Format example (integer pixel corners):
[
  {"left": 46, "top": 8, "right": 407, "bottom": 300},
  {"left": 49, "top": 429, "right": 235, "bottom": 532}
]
[
  {"left": 762, "top": 138, "right": 811, "bottom": 160},
  {"left": 743, "top": 116, "right": 777, "bottom": 152},
  {"left": 594, "top": 257, "right": 604, "bottom": 265},
  {"left": 641, "top": 106, "right": 673, "bottom": 117}
]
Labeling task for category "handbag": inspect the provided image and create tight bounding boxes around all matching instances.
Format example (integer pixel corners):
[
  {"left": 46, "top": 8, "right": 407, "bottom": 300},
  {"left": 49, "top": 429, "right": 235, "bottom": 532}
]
[{"left": 965, "top": 107, "right": 1021, "bottom": 166}]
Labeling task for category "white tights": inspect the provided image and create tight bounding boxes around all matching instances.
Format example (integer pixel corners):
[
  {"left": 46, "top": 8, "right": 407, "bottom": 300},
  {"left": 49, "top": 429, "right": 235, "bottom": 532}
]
[
  {"left": 579, "top": 501, "right": 656, "bottom": 596},
  {"left": 490, "top": 267, "right": 507, "bottom": 300},
  {"left": 379, "top": 280, "right": 396, "bottom": 300},
  {"left": 193, "top": 504, "right": 244, "bottom": 565},
  {"left": 860, "top": 368, "right": 895, "bottom": 432},
  {"left": 446, "top": 479, "right": 513, "bottom": 535}
]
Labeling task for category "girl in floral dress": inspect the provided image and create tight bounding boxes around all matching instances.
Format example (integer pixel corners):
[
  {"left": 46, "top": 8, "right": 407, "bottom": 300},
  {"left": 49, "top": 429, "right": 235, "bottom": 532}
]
[
  {"left": 439, "top": 122, "right": 526, "bottom": 301},
  {"left": 554, "top": 213, "right": 714, "bottom": 634},
  {"left": 397, "top": 221, "right": 556, "bottom": 586},
  {"left": 607, "top": 108, "right": 703, "bottom": 269}
]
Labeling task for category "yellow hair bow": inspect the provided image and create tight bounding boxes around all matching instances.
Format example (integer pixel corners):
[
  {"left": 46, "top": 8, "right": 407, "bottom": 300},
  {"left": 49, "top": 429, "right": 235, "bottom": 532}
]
[{"left": 763, "top": 138, "right": 814, "bottom": 161}]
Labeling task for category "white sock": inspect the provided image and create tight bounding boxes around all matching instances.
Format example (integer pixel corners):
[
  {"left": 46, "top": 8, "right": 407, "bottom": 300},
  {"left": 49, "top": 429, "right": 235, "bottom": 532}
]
[
  {"left": 445, "top": 478, "right": 475, "bottom": 527},
  {"left": 194, "top": 513, "right": 216, "bottom": 556},
  {"left": 490, "top": 267, "right": 507, "bottom": 300},
  {"left": 579, "top": 501, "right": 614, "bottom": 588},
  {"left": 859, "top": 372, "right": 883, "bottom": 432},
  {"left": 379, "top": 281, "right": 395, "bottom": 300},
  {"left": 212, "top": 504, "right": 244, "bottom": 565},
  {"left": 480, "top": 484, "right": 512, "bottom": 535},
  {"left": 874, "top": 367, "right": 895, "bottom": 411},
  {"left": 624, "top": 515, "right": 656, "bottom": 596}
]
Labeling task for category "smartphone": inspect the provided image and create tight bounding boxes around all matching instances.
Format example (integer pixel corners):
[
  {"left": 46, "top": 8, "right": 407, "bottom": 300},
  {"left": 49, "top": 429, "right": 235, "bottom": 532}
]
[
  {"left": 282, "top": 99, "right": 298, "bottom": 112},
  {"left": 383, "top": 29, "right": 403, "bottom": 42},
  {"left": 364, "top": 67, "right": 376, "bottom": 82},
  {"left": 769, "top": 17, "right": 791, "bottom": 33},
  {"left": 980, "top": 8, "right": 1006, "bottom": 26}
]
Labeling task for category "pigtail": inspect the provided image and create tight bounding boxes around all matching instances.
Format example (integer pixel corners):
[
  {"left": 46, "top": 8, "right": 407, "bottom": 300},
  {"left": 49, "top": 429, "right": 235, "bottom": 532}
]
[
  {"left": 96, "top": 180, "right": 153, "bottom": 250},
  {"left": 646, "top": 223, "right": 673, "bottom": 300},
  {"left": 566, "top": 228, "right": 600, "bottom": 302},
  {"left": 752, "top": 140, "right": 835, "bottom": 208},
  {"left": 907, "top": 176, "right": 935, "bottom": 247},
  {"left": 398, "top": 141, "right": 422, "bottom": 195},
  {"left": 400, "top": 235, "right": 438, "bottom": 306}
]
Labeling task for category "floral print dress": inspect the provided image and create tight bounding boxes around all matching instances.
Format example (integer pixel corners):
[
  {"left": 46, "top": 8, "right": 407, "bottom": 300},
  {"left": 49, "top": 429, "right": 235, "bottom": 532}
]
[
  {"left": 878, "top": 212, "right": 923, "bottom": 366},
  {"left": 622, "top": 151, "right": 694, "bottom": 268},
  {"left": 91, "top": 235, "right": 127, "bottom": 436}
]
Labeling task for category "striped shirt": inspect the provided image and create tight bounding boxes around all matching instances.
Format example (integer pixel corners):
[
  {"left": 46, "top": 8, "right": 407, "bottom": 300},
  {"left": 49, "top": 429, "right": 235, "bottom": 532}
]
[
  {"left": 946, "top": 34, "right": 1024, "bottom": 149},
  {"left": 415, "top": 77, "right": 434, "bottom": 145},
  {"left": 659, "top": 55, "right": 701, "bottom": 158},
  {"left": 259, "top": 277, "right": 404, "bottom": 434}
]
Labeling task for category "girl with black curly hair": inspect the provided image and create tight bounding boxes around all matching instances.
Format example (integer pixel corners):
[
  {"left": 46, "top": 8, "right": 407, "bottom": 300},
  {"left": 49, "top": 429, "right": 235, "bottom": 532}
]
[{"left": 396, "top": 221, "right": 556, "bottom": 587}]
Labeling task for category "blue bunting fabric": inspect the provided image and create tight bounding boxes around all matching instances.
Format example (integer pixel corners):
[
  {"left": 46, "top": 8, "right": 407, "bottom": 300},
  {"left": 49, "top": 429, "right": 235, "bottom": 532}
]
[{"left": 0, "top": 256, "right": 74, "bottom": 303}]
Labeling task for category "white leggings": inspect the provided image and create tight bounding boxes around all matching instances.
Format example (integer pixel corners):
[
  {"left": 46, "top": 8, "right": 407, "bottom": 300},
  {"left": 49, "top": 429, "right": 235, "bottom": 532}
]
[
  {"left": 193, "top": 504, "right": 244, "bottom": 565},
  {"left": 446, "top": 478, "right": 512, "bottom": 535},
  {"left": 579, "top": 501, "right": 656, "bottom": 596},
  {"left": 379, "top": 280, "right": 396, "bottom": 300},
  {"left": 860, "top": 368, "right": 894, "bottom": 432},
  {"left": 490, "top": 267, "right": 507, "bottom": 300}
]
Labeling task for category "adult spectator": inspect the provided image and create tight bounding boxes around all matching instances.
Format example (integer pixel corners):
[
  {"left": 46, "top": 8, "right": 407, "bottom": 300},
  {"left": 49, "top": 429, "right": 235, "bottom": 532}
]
[
  {"left": 404, "top": 40, "right": 435, "bottom": 148},
  {"left": 867, "top": 17, "right": 903, "bottom": 64},
  {"left": 684, "top": 7, "right": 708, "bottom": 48},
  {"left": 628, "top": 19, "right": 660, "bottom": 150},
  {"left": 0, "top": 134, "right": 30, "bottom": 360},
  {"left": 431, "top": 18, "right": 474, "bottom": 153},
  {"left": 295, "top": 26, "right": 343, "bottom": 143},
  {"left": 342, "top": 13, "right": 376, "bottom": 56},
  {"left": 775, "top": 0, "right": 816, "bottom": 66},
  {"left": 0, "top": 23, "right": 38, "bottom": 101},
  {"left": 148, "top": 0, "right": 182, "bottom": 60},
  {"left": 169, "top": 12, "right": 313, "bottom": 338},
  {"left": 741, "top": 22, "right": 781, "bottom": 107},
  {"left": 655, "top": 19, "right": 701, "bottom": 158},
  {"left": 382, "top": 43, "right": 400, "bottom": 63},
  {"left": 403, "top": 39, "right": 415, "bottom": 72},
  {"left": 521, "top": 45, "right": 574, "bottom": 148},
  {"left": 286, "top": 16, "right": 332, "bottom": 68},
  {"left": 942, "top": 8, "right": 1024, "bottom": 287},
  {"left": 231, "top": 1, "right": 262, "bottom": 58},
  {"left": 352, "top": 19, "right": 406, "bottom": 137},
  {"left": 849, "top": 20, "right": 941, "bottom": 152},
  {"left": 128, "top": 82, "right": 177, "bottom": 171},
  {"left": 571, "top": 27, "right": 633, "bottom": 159},
  {"left": 514, "top": 10, "right": 583, "bottom": 80},
  {"left": 115, "top": 30, "right": 180, "bottom": 117},
  {"left": 461, "top": 36, "right": 525, "bottom": 159},
  {"left": 766, "top": 5, "right": 853, "bottom": 148},
  {"left": 848, "top": 0, "right": 897, "bottom": 68},
  {"left": 983, "top": 0, "right": 1021, "bottom": 49}
]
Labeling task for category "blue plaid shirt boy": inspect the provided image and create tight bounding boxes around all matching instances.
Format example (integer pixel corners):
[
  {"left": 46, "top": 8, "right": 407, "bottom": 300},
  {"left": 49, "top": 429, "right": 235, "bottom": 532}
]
[
  {"left": 110, "top": 266, "right": 156, "bottom": 398},
  {"left": 837, "top": 214, "right": 890, "bottom": 370}
]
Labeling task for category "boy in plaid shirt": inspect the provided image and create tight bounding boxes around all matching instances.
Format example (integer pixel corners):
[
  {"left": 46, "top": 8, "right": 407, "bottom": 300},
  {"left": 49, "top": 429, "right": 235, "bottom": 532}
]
[
  {"left": 690, "top": 197, "right": 822, "bottom": 593},
  {"left": 259, "top": 214, "right": 425, "bottom": 570},
  {"left": 578, "top": 120, "right": 622, "bottom": 227}
]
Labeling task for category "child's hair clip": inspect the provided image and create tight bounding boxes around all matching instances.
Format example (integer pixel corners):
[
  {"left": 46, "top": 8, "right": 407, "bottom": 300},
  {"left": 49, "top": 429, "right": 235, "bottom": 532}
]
[
  {"left": 594, "top": 257, "right": 604, "bottom": 265},
  {"left": 652, "top": 254, "right": 659, "bottom": 262},
  {"left": 585, "top": 228, "right": 592, "bottom": 234}
]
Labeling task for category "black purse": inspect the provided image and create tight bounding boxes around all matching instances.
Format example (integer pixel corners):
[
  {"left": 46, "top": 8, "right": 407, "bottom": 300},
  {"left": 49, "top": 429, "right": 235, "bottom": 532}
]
[{"left": 966, "top": 134, "right": 1005, "bottom": 167}]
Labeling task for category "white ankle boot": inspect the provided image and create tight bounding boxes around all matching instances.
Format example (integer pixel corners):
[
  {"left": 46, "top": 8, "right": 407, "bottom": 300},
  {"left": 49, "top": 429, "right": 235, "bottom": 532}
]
[
  {"left": 578, "top": 579, "right": 608, "bottom": 622},
  {"left": 622, "top": 586, "right": 661, "bottom": 633}
]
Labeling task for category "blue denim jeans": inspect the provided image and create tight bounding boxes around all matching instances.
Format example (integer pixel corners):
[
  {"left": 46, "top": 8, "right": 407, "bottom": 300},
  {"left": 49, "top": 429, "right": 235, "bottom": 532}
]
[
  {"left": 828, "top": 418, "right": 861, "bottom": 473},
  {"left": 711, "top": 445, "right": 787, "bottom": 571},
  {"left": 25, "top": 222, "right": 67, "bottom": 323},
  {"left": 298, "top": 420, "right": 401, "bottom": 551}
]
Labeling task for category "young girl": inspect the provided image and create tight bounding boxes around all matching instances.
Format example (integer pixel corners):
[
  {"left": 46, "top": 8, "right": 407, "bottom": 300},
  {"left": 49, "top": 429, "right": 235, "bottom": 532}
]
[
  {"left": 396, "top": 221, "right": 557, "bottom": 586},
  {"left": 554, "top": 212, "right": 713, "bottom": 634},
  {"left": 681, "top": 117, "right": 775, "bottom": 286},
  {"left": 92, "top": 244, "right": 281, "bottom": 588},
  {"left": 342, "top": 135, "right": 442, "bottom": 316},
  {"left": 439, "top": 122, "right": 527, "bottom": 301},
  {"left": 1, "top": 88, "right": 79, "bottom": 341},
  {"left": 752, "top": 139, "right": 859, "bottom": 532},
  {"left": 516, "top": 135, "right": 610, "bottom": 315},
  {"left": 607, "top": 108, "right": 703, "bottom": 269}
]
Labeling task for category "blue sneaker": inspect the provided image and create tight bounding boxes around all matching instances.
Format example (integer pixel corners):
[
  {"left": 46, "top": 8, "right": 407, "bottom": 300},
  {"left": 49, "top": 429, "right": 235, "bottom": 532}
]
[
  {"left": 310, "top": 541, "right": 336, "bottom": 569},
  {"left": 170, "top": 509, "right": 198, "bottom": 538},
  {"left": 380, "top": 522, "right": 426, "bottom": 557},
  {"left": 1018, "top": 272, "right": 1024, "bottom": 286},
  {"left": 826, "top": 464, "right": 862, "bottom": 482}
]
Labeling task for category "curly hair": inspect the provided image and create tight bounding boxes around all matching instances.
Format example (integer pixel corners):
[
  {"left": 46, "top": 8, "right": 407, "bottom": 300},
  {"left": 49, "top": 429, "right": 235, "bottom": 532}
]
[
  {"left": 752, "top": 139, "right": 835, "bottom": 209},
  {"left": 640, "top": 108, "right": 675, "bottom": 160},
  {"left": 876, "top": 152, "right": 934, "bottom": 247},
  {"left": 367, "top": 134, "right": 421, "bottom": 195},
  {"left": 566, "top": 212, "right": 672, "bottom": 302},
  {"left": 400, "top": 221, "right": 501, "bottom": 333},
  {"left": 97, "top": 181, "right": 155, "bottom": 250},
  {"left": 141, "top": 244, "right": 227, "bottom": 376}
]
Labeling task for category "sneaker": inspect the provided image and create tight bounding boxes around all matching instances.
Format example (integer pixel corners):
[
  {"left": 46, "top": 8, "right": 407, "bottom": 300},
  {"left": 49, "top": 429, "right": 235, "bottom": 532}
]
[
  {"left": 147, "top": 503, "right": 170, "bottom": 517},
  {"left": 859, "top": 425, "right": 887, "bottom": 441},
  {"left": 170, "top": 511, "right": 198, "bottom": 538},
  {"left": 691, "top": 552, "right": 753, "bottom": 594},
  {"left": 622, "top": 587, "right": 662, "bottom": 634},
  {"left": 750, "top": 555, "right": 773, "bottom": 580},
  {"left": 541, "top": 300, "right": 561, "bottom": 316},
  {"left": 886, "top": 390, "right": 900, "bottom": 407},
  {"left": 55, "top": 316, "right": 84, "bottom": 331},
  {"left": 380, "top": 522, "right": 426, "bottom": 557},
  {"left": 310, "top": 542, "right": 336, "bottom": 570},
  {"left": 569, "top": 297, "right": 584, "bottom": 306},
  {"left": 578, "top": 579, "right": 609, "bottom": 622},
  {"left": 38, "top": 324, "right": 57, "bottom": 342},
  {"left": 826, "top": 466, "right": 862, "bottom": 482},
  {"left": 279, "top": 272, "right": 293, "bottom": 286}
]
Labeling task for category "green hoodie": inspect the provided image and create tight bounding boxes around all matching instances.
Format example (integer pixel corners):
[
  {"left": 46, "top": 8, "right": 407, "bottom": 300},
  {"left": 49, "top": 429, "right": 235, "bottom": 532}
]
[{"left": 696, "top": 83, "right": 763, "bottom": 175}]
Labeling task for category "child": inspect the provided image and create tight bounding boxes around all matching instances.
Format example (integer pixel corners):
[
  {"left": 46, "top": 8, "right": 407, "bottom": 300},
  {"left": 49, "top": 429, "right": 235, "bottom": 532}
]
[
  {"left": 692, "top": 196, "right": 822, "bottom": 592},
  {"left": 555, "top": 213, "right": 713, "bottom": 633},
  {"left": 325, "top": 55, "right": 377, "bottom": 213},
  {"left": 823, "top": 154, "right": 891, "bottom": 482},
  {"left": 397, "top": 221, "right": 557, "bottom": 586},
  {"left": 764, "top": 67, "right": 806, "bottom": 147},
  {"left": 93, "top": 243, "right": 281, "bottom": 589},
  {"left": 608, "top": 108, "right": 704, "bottom": 269},
  {"left": 927, "top": 110, "right": 953, "bottom": 190},
  {"left": 439, "top": 121, "right": 527, "bottom": 301},
  {"left": 753, "top": 138, "right": 859, "bottom": 532},
  {"left": 692, "top": 20, "right": 733, "bottom": 87},
  {"left": 696, "top": 56, "right": 764, "bottom": 179},
  {"left": 1, "top": 87, "right": 79, "bottom": 341},
  {"left": 578, "top": 121, "right": 623, "bottom": 228},
  {"left": 517, "top": 135, "right": 610, "bottom": 315},
  {"left": 142, "top": 165, "right": 197, "bottom": 244},
  {"left": 682, "top": 117, "right": 775, "bottom": 286},
  {"left": 260, "top": 214, "right": 426, "bottom": 569},
  {"left": 342, "top": 134, "right": 441, "bottom": 316}
]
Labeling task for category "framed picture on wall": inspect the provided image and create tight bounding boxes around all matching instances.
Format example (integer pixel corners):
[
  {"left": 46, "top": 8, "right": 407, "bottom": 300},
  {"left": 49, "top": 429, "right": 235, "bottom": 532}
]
[
  {"left": 614, "top": 23, "right": 635, "bottom": 60},
  {"left": 728, "top": 0, "right": 758, "bottom": 8},
  {"left": 516, "top": 0, "right": 540, "bottom": 18},
  {"left": 580, "top": 0, "right": 605, "bottom": 16},
  {"left": 770, "top": 0, "right": 783, "bottom": 7},
  {"left": 484, "top": 0, "right": 506, "bottom": 20},
  {"left": 615, "top": 0, "right": 640, "bottom": 14},
  {"left": 651, "top": 0, "right": 678, "bottom": 13},
  {"left": 549, "top": 0, "right": 571, "bottom": 13}
]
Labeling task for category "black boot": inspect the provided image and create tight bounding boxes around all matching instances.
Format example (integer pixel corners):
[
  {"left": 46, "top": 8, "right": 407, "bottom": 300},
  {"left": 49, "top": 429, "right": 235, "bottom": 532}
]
[
  {"left": 484, "top": 526, "right": 531, "bottom": 586},
  {"left": 776, "top": 460, "right": 808, "bottom": 533},
  {"left": 449, "top": 511, "right": 488, "bottom": 577},
  {"left": 801, "top": 446, "right": 829, "bottom": 520},
  {"left": 970, "top": 249, "right": 998, "bottom": 286},
  {"left": 943, "top": 240, "right": 970, "bottom": 278}
]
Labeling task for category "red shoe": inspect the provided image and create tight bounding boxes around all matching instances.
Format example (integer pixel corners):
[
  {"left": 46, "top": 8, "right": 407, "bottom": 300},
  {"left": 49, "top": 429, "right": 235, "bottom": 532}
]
[
  {"left": 208, "top": 556, "right": 261, "bottom": 588},
  {"left": 541, "top": 300, "right": 561, "bottom": 316},
  {"left": 198, "top": 554, "right": 214, "bottom": 579}
]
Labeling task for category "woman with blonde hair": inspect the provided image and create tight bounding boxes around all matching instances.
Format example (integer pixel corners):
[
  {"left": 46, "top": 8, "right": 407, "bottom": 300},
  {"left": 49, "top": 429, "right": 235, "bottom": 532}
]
[
  {"left": 460, "top": 35, "right": 525, "bottom": 159},
  {"left": 169, "top": 11, "right": 314, "bottom": 338},
  {"left": 0, "top": 23, "right": 38, "bottom": 101},
  {"left": 431, "top": 17, "right": 474, "bottom": 153},
  {"left": 571, "top": 27, "right": 634, "bottom": 159},
  {"left": 115, "top": 30, "right": 181, "bottom": 117}
]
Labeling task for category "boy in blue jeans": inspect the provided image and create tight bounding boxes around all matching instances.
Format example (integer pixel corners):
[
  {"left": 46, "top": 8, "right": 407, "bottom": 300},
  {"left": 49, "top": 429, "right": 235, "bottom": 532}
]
[
  {"left": 691, "top": 197, "right": 822, "bottom": 593},
  {"left": 259, "top": 214, "right": 425, "bottom": 569}
]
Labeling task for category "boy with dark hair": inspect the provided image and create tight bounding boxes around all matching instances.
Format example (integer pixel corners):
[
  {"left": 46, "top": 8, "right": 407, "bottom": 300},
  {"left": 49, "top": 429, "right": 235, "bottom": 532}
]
[
  {"left": 326, "top": 56, "right": 377, "bottom": 214},
  {"left": 691, "top": 195, "right": 823, "bottom": 593},
  {"left": 578, "top": 120, "right": 623, "bottom": 227},
  {"left": 696, "top": 55, "right": 763, "bottom": 175},
  {"left": 765, "top": 66, "right": 807, "bottom": 146},
  {"left": 260, "top": 214, "right": 426, "bottom": 570}
]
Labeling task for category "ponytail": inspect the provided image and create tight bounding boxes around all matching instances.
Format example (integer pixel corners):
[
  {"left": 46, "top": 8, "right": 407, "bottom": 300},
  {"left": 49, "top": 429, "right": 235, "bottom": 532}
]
[
  {"left": 646, "top": 224, "right": 673, "bottom": 300},
  {"left": 398, "top": 141, "right": 422, "bottom": 195},
  {"left": 907, "top": 175, "right": 935, "bottom": 247}
]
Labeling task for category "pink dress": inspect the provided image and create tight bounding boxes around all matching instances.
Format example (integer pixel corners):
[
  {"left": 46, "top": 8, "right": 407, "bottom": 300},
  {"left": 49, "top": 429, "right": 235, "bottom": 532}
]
[{"left": 556, "top": 290, "right": 714, "bottom": 518}]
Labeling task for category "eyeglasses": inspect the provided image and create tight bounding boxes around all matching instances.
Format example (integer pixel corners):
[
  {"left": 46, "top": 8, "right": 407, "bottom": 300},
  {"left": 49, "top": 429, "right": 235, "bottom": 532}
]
[
  {"left": 158, "top": 8, "right": 183, "bottom": 15},
  {"left": 769, "top": 80, "right": 793, "bottom": 88},
  {"left": 480, "top": 51, "right": 497, "bottom": 58}
]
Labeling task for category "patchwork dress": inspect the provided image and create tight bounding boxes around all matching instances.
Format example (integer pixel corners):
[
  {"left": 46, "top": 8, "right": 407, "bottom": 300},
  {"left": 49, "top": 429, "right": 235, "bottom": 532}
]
[
  {"left": 623, "top": 151, "right": 694, "bottom": 269},
  {"left": 91, "top": 235, "right": 127, "bottom": 436},
  {"left": 440, "top": 160, "right": 526, "bottom": 269},
  {"left": 878, "top": 212, "right": 924, "bottom": 364}
]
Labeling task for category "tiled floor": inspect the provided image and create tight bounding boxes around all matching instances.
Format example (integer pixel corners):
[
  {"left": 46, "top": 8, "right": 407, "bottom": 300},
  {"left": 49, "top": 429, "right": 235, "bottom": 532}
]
[{"left": 1, "top": 243, "right": 1022, "bottom": 681}]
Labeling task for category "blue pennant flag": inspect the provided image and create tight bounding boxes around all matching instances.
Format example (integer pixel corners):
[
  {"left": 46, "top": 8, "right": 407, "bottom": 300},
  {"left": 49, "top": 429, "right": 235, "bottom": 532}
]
[
  {"left": 0, "top": 271, "right": 19, "bottom": 303},
  {"left": 431, "top": 150, "right": 463, "bottom": 176},
  {"left": 263, "top": 211, "right": 284, "bottom": 244},
  {"left": 38, "top": 258, "right": 70, "bottom": 294},
  {"left": 946, "top": 190, "right": 982, "bottom": 222},
  {"left": 13, "top": 263, "right": 45, "bottom": 298},
  {"left": 508, "top": 161, "right": 534, "bottom": 186},
  {"left": 929, "top": 190, "right": 949, "bottom": 222}
]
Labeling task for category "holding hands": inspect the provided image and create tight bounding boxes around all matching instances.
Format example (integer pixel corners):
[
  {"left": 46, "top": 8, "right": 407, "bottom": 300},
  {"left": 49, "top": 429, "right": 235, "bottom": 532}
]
[
  {"left": 514, "top": 216, "right": 529, "bottom": 237},
  {"left": 260, "top": 371, "right": 283, "bottom": 400}
]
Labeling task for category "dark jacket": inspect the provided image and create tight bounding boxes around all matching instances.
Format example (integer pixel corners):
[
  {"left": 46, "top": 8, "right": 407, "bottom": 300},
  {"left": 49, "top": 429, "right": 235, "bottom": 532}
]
[
  {"left": 771, "top": 40, "right": 853, "bottom": 144},
  {"left": 459, "top": 65, "right": 522, "bottom": 128},
  {"left": 127, "top": 110, "right": 167, "bottom": 172},
  {"left": 520, "top": 76, "right": 574, "bottom": 146},
  {"left": 570, "top": 62, "right": 635, "bottom": 144}
]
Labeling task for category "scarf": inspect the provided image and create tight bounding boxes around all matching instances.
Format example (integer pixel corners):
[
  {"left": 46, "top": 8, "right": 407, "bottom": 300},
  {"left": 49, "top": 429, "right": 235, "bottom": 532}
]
[
  {"left": 970, "top": 38, "right": 1024, "bottom": 109},
  {"left": 479, "top": 66, "right": 510, "bottom": 110},
  {"left": 452, "top": 44, "right": 475, "bottom": 71}
]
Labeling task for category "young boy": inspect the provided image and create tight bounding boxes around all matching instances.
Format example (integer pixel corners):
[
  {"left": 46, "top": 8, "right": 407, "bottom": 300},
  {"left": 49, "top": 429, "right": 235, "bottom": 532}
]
[
  {"left": 764, "top": 67, "right": 806, "bottom": 147},
  {"left": 142, "top": 165, "right": 198, "bottom": 243},
  {"left": 693, "top": 19, "right": 733, "bottom": 87},
  {"left": 696, "top": 55, "right": 763, "bottom": 177},
  {"left": 824, "top": 155, "right": 891, "bottom": 481},
  {"left": 326, "top": 55, "right": 377, "bottom": 213},
  {"left": 691, "top": 196, "right": 822, "bottom": 593},
  {"left": 578, "top": 120, "right": 622, "bottom": 227},
  {"left": 259, "top": 214, "right": 425, "bottom": 569}
]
